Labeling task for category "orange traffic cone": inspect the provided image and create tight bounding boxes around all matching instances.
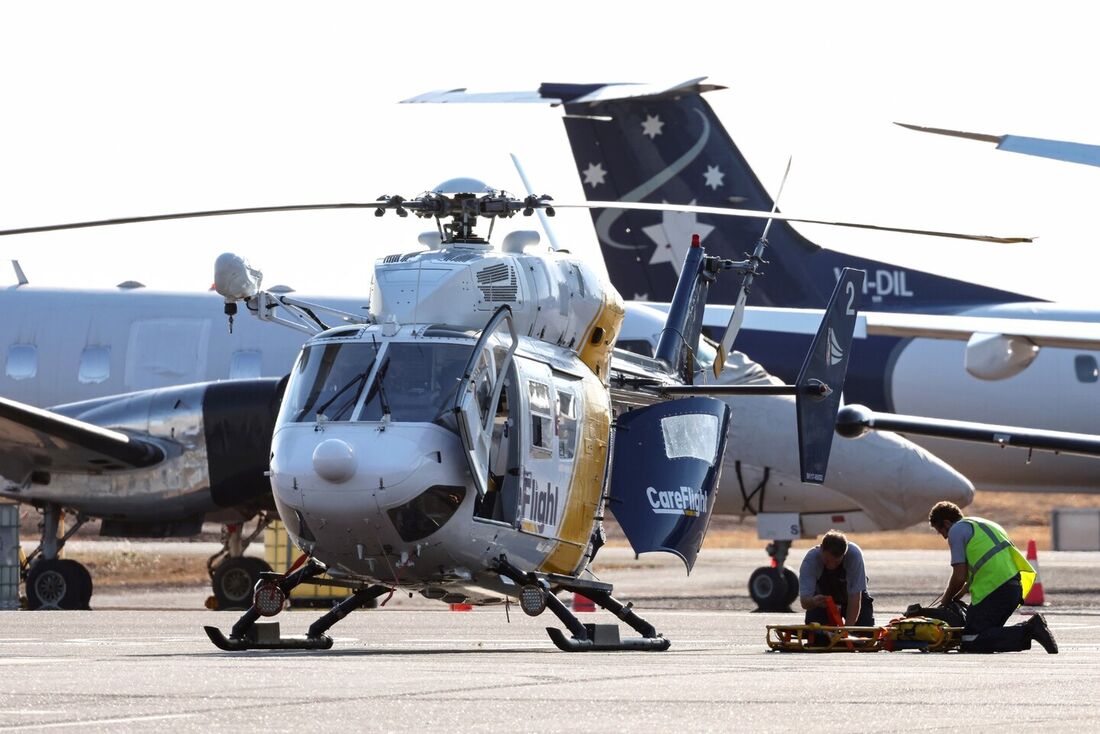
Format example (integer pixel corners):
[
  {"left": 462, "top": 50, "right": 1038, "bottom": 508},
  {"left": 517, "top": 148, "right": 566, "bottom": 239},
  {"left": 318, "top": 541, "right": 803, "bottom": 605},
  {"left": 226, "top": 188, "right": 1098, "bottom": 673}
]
[
  {"left": 572, "top": 593, "right": 596, "bottom": 612},
  {"left": 1023, "top": 539, "right": 1046, "bottom": 606}
]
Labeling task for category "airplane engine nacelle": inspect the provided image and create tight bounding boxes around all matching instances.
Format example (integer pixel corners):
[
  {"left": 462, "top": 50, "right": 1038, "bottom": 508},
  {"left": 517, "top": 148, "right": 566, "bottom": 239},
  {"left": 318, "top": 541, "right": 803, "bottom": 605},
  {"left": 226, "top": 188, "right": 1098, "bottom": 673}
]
[
  {"left": 48, "top": 378, "right": 285, "bottom": 521},
  {"left": 964, "top": 331, "right": 1039, "bottom": 380}
]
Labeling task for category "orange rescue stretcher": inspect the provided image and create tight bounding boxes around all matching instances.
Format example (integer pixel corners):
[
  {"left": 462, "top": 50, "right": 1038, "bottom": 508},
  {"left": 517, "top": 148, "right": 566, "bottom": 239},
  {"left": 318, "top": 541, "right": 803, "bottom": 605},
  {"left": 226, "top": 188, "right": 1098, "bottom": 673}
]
[{"left": 766, "top": 599, "right": 963, "bottom": 653}]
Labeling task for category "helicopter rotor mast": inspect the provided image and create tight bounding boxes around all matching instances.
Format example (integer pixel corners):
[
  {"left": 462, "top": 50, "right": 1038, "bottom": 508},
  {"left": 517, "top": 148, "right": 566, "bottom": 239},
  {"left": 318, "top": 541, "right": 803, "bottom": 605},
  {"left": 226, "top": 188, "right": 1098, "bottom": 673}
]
[{"left": 372, "top": 188, "right": 555, "bottom": 244}]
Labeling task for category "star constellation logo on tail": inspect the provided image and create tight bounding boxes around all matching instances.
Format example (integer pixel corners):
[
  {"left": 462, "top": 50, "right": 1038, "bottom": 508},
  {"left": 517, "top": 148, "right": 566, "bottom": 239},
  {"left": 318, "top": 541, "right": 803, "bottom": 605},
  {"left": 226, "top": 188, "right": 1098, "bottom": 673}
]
[{"left": 828, "top": 327, "right": 845, "bottom": 366}]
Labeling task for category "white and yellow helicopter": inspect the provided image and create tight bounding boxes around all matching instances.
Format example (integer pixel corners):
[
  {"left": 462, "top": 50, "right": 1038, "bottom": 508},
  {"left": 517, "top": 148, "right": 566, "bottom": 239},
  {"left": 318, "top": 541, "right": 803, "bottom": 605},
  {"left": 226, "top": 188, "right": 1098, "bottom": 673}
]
[{"left": 198, "top": 180, "right": 865, "bottom": 652}]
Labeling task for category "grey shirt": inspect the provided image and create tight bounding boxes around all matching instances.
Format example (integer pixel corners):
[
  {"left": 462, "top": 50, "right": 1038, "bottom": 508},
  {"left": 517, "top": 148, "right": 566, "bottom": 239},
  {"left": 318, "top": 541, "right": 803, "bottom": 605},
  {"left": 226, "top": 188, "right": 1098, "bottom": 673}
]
[
  {"left": 948, "top": 520, "right": 975, "bottom": 565},
  {"left": 798, "top": 542, "right": 868, "bottom": 598}
]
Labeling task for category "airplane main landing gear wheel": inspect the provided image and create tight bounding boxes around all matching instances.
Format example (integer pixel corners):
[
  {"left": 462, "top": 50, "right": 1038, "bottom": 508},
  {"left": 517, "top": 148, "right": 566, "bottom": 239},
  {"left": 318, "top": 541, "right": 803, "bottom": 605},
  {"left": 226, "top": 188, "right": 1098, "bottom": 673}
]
[
  {"left": 749, "top": 567, "right": 792, "bottom": 613},
  {"left": 783, "top": 567, "right": 799, "bottom": 606},
  {"left": 212, "top": 557, "right": 273, "bottom": 610},
  {"left": 26, "top": 558, "right": 93, "bottom": 610}
]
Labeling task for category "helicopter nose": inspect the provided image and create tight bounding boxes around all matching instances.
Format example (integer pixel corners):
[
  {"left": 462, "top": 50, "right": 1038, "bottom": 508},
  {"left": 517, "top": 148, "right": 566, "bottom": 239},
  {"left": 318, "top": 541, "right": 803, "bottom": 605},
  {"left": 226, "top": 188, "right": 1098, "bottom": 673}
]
[
  {"left": 827, "top": 428, "right": 974, "bottom": 530},
  {"left": 313, "top": 438, "right": 357, "bottom": 483}
]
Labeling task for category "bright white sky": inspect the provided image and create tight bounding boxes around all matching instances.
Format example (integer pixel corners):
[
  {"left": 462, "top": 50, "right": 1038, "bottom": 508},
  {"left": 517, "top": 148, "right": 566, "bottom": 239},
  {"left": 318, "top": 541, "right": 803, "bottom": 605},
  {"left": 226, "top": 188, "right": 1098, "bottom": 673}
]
[{"left": 1, "top": 1, "right": 1097, "bottom": 304}]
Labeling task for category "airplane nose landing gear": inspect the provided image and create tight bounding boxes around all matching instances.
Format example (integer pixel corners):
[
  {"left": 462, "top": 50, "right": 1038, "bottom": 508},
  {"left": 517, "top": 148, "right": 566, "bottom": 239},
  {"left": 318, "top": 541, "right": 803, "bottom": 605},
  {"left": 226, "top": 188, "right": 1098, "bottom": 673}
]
[{"left": 749, "top": 540, "right": 798, "bottom": 613}]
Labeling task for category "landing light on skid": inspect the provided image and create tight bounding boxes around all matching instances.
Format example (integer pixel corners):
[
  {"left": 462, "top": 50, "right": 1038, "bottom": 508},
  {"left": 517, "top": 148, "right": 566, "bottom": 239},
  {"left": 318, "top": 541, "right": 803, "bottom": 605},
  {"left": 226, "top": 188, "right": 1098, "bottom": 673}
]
[{"left": 520, "top": 585, "right": 548, "bottom": 617}]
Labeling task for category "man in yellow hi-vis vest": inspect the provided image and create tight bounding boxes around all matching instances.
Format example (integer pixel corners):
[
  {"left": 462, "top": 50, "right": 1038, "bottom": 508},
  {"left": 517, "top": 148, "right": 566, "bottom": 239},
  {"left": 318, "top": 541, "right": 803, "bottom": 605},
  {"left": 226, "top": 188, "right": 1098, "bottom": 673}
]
[{"left": 929, "top": 501, "right": 1057, "bottom": 654}]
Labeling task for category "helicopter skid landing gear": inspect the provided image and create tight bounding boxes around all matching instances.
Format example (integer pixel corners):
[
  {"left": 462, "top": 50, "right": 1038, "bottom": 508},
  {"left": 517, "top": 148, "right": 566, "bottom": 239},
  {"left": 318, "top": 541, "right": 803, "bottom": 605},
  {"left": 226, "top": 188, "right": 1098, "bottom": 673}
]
[
  {"left": 495, "top": 557, "right": 670, "bottom": 652},
  {"left": 203, "top": 559, "right": 391, "bottom": 651}
]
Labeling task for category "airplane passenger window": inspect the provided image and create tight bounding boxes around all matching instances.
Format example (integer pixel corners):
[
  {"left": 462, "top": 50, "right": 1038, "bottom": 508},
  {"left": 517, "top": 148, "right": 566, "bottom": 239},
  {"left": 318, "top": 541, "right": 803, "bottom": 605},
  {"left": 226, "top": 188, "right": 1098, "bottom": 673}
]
[
  {"left": 528, "top": 380, "right": 553, "bottom": 453},
  {"left": 230, "top": 350, "right": 263, "bottom": 379},
  {"left": 78, "top": 346, "right": 111, "bottom": 384},
  {"left": 5, "top": 344, "right": 37, "bottom": 380},
  {"left": 1075, "top": 355, "right": 1098, "bottom": 383},
  {"left": 661, "top": 413, "right": 720, "bottom": 465}
]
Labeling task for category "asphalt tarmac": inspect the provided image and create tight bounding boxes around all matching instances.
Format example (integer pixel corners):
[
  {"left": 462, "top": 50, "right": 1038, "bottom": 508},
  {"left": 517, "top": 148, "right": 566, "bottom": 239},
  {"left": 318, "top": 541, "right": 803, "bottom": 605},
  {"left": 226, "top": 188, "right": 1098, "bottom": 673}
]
[{"left": 2, "top": 548, "right": 1099, "bottom": 732}]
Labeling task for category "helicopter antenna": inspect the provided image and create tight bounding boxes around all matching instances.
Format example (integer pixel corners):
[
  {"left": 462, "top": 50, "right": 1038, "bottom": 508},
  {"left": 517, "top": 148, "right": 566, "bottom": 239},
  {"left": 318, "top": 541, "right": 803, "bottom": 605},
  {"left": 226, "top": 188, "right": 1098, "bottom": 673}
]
[{"left": 712, "top": 157, "right": 792, "bottom": 379}]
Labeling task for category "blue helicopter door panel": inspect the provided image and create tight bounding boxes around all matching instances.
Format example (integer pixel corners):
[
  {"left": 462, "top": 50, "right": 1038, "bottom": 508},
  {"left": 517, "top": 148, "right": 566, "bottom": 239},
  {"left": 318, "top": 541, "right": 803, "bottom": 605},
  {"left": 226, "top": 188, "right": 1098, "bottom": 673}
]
[
  {"left": 608, "top": 397, "right": 731, "bottom": 573},
  {"left": 455, "top": 307, "right": 518, "bottom": 497}
]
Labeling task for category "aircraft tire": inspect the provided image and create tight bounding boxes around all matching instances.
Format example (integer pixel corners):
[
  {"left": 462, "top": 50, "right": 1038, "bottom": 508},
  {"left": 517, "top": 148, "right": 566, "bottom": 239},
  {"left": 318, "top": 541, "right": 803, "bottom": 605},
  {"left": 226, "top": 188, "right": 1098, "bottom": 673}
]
[
  {"left": 782, "top": 568, "right": 799, "bottom": 606},
  {"left": 212, "top": 556, "right": 273, "bottom": 610},
  {"left": 26, "top": 558, "right": 91, "bottom": 610},
  {"left": 748, "top": 566, "right": 790, "bottom": 612}
]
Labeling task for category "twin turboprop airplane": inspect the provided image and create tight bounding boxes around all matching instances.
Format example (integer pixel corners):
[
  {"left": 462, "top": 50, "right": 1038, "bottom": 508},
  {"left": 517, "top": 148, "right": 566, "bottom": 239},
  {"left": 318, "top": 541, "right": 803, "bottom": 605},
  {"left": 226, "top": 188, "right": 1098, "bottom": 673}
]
[
  {"left": 199, "top": 183, "right": 864, "bottom": 651},
  {"left": 409, "top": 79, "right": 1100, "bottom": 498}
]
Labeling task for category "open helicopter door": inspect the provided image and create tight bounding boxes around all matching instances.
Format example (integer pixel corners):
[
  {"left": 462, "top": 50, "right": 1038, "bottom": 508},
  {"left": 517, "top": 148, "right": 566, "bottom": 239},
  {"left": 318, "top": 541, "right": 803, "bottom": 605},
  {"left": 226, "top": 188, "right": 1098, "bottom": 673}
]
[
  {"left": 608, "top": 397, "right": 731, "bottom": 573},
  {"left": 454, "top": 306, "right": 519, "bottom": 497}
]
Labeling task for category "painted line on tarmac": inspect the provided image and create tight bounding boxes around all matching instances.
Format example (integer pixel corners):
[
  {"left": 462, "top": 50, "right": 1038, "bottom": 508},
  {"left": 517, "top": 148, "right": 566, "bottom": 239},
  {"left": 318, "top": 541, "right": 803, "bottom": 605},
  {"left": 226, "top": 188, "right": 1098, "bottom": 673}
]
[{"left": 0, "top": 713, "right": 196, "bottom": 731}]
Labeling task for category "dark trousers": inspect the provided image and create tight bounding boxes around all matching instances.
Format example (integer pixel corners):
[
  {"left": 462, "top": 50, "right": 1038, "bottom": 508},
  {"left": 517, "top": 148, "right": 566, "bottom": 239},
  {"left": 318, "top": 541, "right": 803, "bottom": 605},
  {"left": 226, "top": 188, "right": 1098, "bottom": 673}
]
[
  {"left": 805, "top": 591, "right": 875, "bottom": 627},
  {"left": 961, "top": 576, "right": 1031, "bottom": 653}
]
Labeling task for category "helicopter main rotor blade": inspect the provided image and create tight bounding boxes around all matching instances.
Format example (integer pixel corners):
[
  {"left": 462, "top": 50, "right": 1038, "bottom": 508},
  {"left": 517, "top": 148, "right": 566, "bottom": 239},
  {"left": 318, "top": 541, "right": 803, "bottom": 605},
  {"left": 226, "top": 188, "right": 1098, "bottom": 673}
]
[
  {"left": 556, "top": 200, "right": 1032, "bottom": 244},
  {"left": 0, "top": 197, "right": 1032, "bottom": 244},
  {"left": 0, "top": 203, "right": 380, "bottom": 237}
]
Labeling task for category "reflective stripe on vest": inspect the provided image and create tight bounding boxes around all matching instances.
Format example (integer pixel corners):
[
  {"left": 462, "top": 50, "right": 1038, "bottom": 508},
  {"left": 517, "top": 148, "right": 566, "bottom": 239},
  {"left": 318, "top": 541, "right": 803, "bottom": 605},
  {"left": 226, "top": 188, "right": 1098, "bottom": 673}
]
[{"left": 963, "top": 517, "right": 1032, "bottom": 606}]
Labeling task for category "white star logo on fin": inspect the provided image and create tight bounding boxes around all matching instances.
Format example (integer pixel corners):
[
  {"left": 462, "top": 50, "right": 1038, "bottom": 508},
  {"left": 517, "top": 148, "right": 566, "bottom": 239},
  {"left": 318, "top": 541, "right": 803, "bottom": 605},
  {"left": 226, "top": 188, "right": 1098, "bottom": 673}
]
[
  {"left": 582, "top": 163, "right": 607, "bottom": 188},
  {"left": 641, "top": 114, "right": 664, "bottom": 139},
  {"left": 642, "top": 201, "right": 715, "bottom": 273},
  {"left": 703, "top": 165, "right": 725, "bottom": 190}
]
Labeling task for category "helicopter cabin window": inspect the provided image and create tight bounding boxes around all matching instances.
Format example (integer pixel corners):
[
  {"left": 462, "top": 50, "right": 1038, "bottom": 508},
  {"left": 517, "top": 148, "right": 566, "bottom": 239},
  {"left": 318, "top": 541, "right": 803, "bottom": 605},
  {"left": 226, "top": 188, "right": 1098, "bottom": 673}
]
[
  {"left": 661, "top": 412, "right": 720, "bottom": 466},
  {"left": 280, "top": 341, "right": 380, "bottom": 423},
  {"left": 528, "top": 380, "right": 553, "bottom": 453},
  {"left": 6, "top": 344, "right": 37, "bottom": 380},
  {"left": 616, "top": 339, "right": 655, "bottom": 358},
  {"left": 557, "top": 389, "right": 578, "bottom": 460},
  {"left": 360, "top": 343, "right": 473, "bottom": 423},
  {"left": 78, "top": 346, "right": 111, "bottom": 384},
  {"left": 1075, "top": 355, "right": 1098, "bottom": 384},
  {"left": 229, "top": 350, "right": 263, "bottom": 379}
]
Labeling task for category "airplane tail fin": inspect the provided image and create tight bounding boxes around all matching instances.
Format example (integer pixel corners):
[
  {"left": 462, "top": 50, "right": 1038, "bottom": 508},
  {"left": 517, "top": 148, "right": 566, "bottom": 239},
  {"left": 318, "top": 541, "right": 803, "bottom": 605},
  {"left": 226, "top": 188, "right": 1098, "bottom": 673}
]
[
  {"left": 405, "top": 79, "right": 1035, "bottom": 310},
  {"left": 795, "top": 268, "right": 865, "bottom": 483}
]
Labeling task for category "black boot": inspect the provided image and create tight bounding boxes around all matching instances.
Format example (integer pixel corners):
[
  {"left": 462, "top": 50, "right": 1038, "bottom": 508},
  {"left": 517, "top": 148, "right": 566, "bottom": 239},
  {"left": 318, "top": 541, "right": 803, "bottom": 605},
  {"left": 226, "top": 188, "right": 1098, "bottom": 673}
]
[{"left": 1028, "top": 614, "right": 1059, "bottom": 654}]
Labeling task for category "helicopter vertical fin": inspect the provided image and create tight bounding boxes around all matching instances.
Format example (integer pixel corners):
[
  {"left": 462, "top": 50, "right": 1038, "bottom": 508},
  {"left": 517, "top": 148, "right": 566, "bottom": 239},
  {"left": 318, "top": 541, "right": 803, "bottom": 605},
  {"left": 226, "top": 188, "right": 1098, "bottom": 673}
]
[
  {"left": 652, "top": 234, "right": 713, "bottom": 383},
  {"left": 795, "top": 268, "right": 866, "bottom": 484}
]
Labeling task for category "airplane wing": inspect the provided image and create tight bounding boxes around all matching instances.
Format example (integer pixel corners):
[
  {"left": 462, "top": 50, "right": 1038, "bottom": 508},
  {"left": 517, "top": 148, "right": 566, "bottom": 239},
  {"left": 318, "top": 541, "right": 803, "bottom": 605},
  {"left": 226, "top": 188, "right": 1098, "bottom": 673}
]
[
  {"left": 859, "top": 311, "right": 1100, "bottom": 350},
  {"left": 896, "top": 123, "right": 1100, "bottom": 168},
  {"left": 0, "top": 396, "right": 165, "bottom": 484},
  {"left": 682, "top": 303, "right": 1100, "bottom": 351}
]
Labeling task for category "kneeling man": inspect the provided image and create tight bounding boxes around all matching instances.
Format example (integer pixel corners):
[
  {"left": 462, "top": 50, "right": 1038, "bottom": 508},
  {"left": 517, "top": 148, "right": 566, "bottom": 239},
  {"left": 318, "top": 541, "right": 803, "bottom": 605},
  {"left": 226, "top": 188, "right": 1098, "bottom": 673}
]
[{"left": 799, "top": 530, "right": 874, "bottom": 627}]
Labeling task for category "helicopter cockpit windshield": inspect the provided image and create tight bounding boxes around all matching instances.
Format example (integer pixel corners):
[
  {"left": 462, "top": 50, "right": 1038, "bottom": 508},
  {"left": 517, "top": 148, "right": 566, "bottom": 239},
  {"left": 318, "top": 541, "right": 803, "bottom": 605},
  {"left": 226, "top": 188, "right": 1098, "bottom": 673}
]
[
  {"left": 280, "top": 341, "right": 380, "bottom": 423},
  {"left": 281, "top": 335, "right": 475, "bottom": 425},
  {"left": 360, "top": 342, "right": 472, "bottom": 423}
]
